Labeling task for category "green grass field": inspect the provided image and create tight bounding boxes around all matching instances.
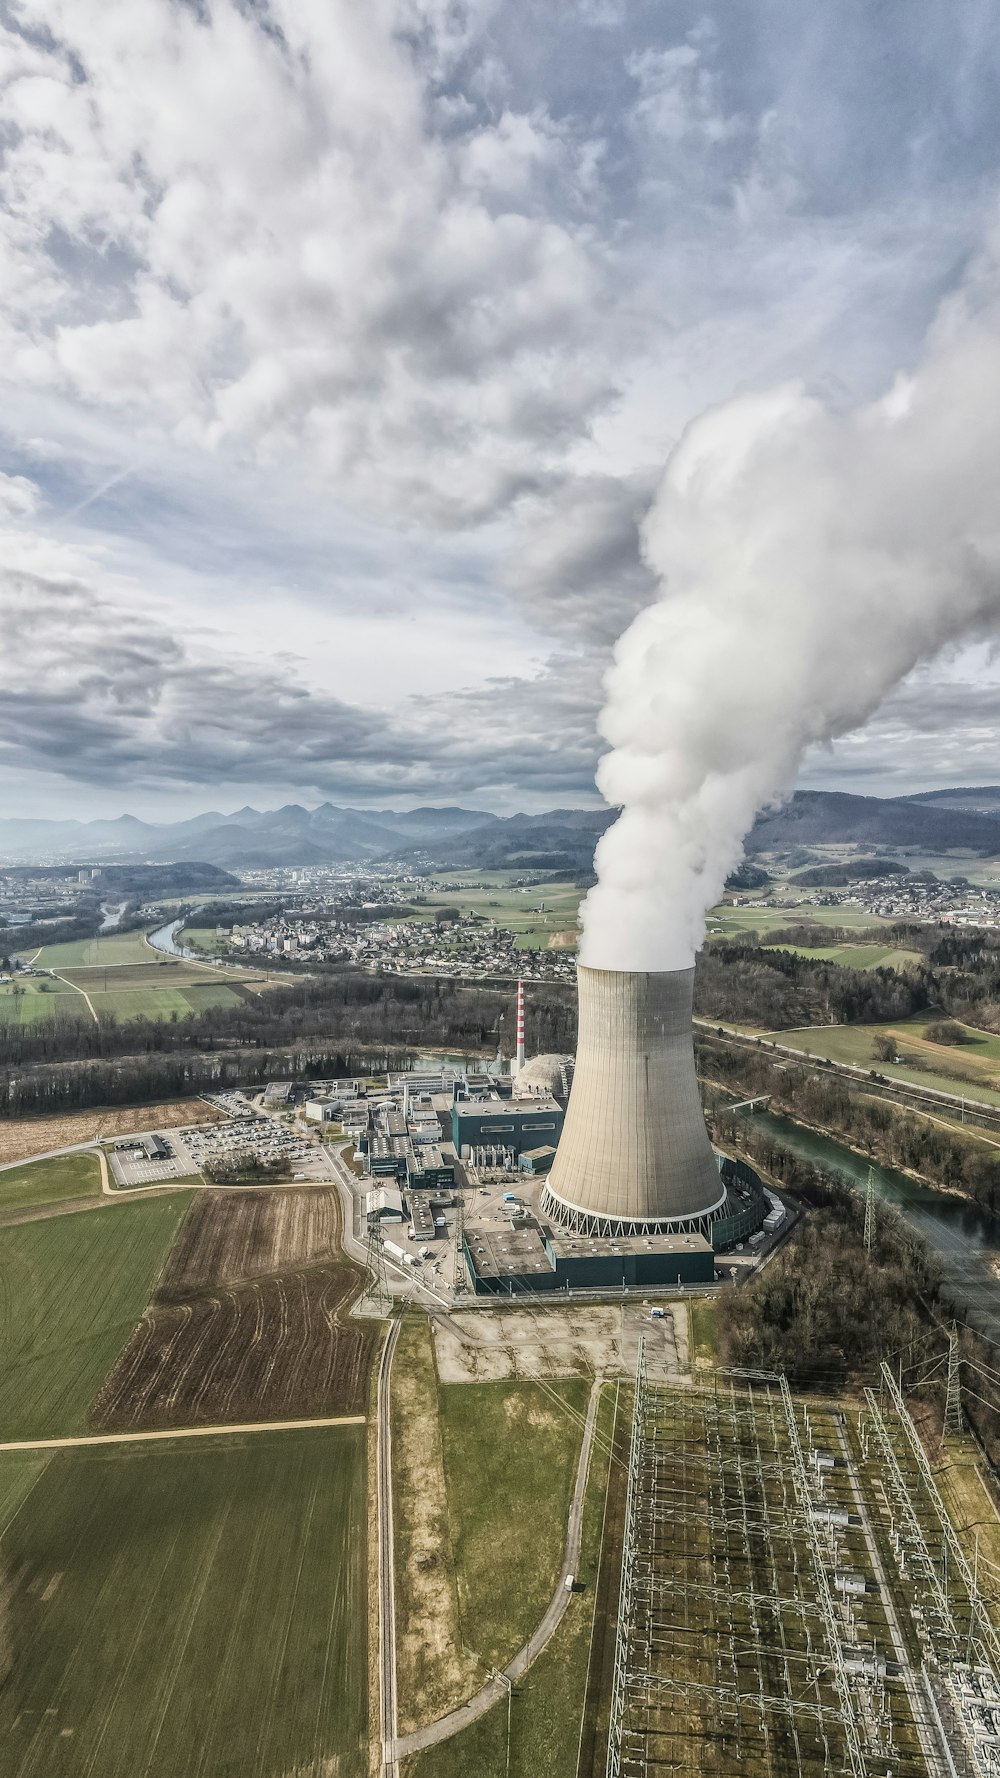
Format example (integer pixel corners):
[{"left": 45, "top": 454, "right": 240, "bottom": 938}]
[
  {"left": 760, "top": 941, "right": 924, "bottom": 969},
  {"left": 438, "top": 1375, "right": 590, "bottom": 1671},
  {"left": 0, "top": 1196, "right": 192, "bottom": 1440},
  {"left": 0, "top": 984, "right": 78, "bottom": 1024},
  {"left": 0, "top": 1424, "right": 367, "bottom": 1778},
  {"left": 403, "top": 1384, "right": 617, "bottom": 1778},
  {"left": 26, "top": 931, "right": 160, "bottom": 968},
  {"left": 413, "top": 875, "right": 584, "bottom": 950},
  {"left": 0, "top": 1151, "right": 102, "bottom": 1217},
  {"left": 706, "top": 902, "right": 895, "bottom": 940},
  {"left": 772, "top": 1010, "right": 1000, "bottom": 1106}
]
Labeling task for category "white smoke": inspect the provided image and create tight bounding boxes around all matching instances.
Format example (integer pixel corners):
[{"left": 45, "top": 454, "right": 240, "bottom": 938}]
[{"left": 580, "top": 240, "right": 1000, "bottom": 971}]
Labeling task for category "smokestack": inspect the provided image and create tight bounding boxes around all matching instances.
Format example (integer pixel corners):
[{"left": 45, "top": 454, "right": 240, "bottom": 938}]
[
  {"left": 514, "top": 977, "right": 525, "bottom": 1076},
  {"left": 540, "top": 965, "right": 724, "bottom": 1236}
]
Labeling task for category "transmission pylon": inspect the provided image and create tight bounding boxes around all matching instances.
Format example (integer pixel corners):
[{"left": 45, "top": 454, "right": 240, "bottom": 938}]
[
  {"left": 944, "top": 1321, "right": 964, "bottom": 1438},
  {"left": 863, "top": 1167, "right": 876, "bottom": 1253},
  {"left": 364, "top": 1216, "right": 390, "bottom": 1313}
]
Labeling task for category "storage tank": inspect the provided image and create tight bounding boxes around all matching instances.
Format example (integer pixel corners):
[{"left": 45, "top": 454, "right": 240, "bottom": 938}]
[{"left": 539, "top": 965, "right": 725, "bottom": 1238}]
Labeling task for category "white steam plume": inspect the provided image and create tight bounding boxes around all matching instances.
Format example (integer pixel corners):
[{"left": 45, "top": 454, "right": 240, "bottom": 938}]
[{"left": 580, "top": 245, "right": 1000, "bottom": 971}]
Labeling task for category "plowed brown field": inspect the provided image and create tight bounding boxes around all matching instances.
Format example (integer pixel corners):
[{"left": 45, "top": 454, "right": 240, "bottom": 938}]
[
  {"left": 89, "top": 1186, "right": 374, "bottom": 1428},
  {"left": 91, "top": 1264, "right": 372, "bottom": 1427},
  {"left": 0, "top": 1099, "right": 225, "bottom": 1166},
  {"left": 159, "top": 1186, "right": 340, "bottom": 1295}
]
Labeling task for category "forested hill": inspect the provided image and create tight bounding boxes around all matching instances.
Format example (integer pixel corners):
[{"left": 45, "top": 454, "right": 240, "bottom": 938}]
[{"left": 744, "top": 790, "right": 1000, "bottom": 854}]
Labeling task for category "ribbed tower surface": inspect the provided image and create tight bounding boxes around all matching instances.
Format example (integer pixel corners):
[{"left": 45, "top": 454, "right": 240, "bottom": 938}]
[{"left": 540, "top": 965, "right": 726, "bottom": 1236}]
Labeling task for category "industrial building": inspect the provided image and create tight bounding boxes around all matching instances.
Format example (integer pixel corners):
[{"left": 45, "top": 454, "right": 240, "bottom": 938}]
[
  {"left": 458, "top": 965, "right": 770, "bottom": 1294},
  {"left": 462, "top": 1216, "right": 715, "bottom": 1294},
  {"left": 450, "top": 1090, "right": 563, "bottom": 1158}
]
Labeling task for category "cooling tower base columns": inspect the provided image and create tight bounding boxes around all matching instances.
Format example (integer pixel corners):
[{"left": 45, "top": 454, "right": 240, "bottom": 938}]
[{"left": 537, "top": 1184, "right": 720, "bottom": 1242}]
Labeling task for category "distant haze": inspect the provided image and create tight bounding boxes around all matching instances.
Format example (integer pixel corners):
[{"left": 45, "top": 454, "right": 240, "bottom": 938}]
[{"left": 580, "top": 237, "right": 1000, "bottom": 971}]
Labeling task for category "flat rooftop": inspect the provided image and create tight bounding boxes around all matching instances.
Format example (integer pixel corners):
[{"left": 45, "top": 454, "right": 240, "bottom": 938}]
[
  {"left": 465, "top": 1223, "right": 552, "bottom": 1281},
  {"left": 547, "top": 1228, "right": 713, "bottom": 1260}
]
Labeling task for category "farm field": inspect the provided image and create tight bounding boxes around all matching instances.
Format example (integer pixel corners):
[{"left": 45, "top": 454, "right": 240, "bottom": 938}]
[
  {"left": 0, "top": 1150, "right": 101, "bottom": 1217},
  {"left": 706, "top": 902, "right": 894, "bottom": 939},
  {"left": 760, "top": 941, "right": 924, "bottom": 969},
  {"left": 11, "top": 932, "right": 263, "bottom": 1024},
  {"left": 415, "top": 874, "right": 585, "bottom": 949},
  {"left": 402, "top": 1384, "right": 618, "bottom": 1778},
  {"left": 0, "top": 1196, "right": 192, "bottom": 1440},
  {"left": 159, "top": 1186, "right": 342, "bottom": 1294},
  {"left": 26, "top": 930, "right": 162, "bottom": 967},
  {"left": 0, "top": 976, "right": 80, "bottom": 1023},
  {"left": 773, "top": 1010, "right": 1000, "bottom": 1105},
  {"left": 92, "top": 1262, "right": 372, "bottom": 1428},
  {"left": 0, "top": 1098, "right": 224, "bottom": 1166},
  {"left": 0, "top": 1425, "right": 367, "bottom": 1778}
]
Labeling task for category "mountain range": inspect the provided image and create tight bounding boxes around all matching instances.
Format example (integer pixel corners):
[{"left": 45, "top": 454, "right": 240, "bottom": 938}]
[{"left": 4, "top": 788, "right": 1000, "bottom": 871}]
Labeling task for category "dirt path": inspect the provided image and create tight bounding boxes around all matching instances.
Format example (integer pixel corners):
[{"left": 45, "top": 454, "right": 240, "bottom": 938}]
[
  {"left": 0, "top": 1413, "right": 366, "bottom": 1454},
  {"left": 393, "top": 1376, "right": 602, "bottom": 1761},
  {"left": 53, "top": 969, "right": 98, "bottom": 1022}
]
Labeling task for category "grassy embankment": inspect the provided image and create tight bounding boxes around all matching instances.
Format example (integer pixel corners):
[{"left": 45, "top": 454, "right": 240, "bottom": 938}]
[
  {"left": 0, "top": 1425, "right": 368, "bottom": 1778},
  {"left": 402, "top": 1383, "right": 618, "bottom": 1778},
  {"left": 391, "top": 1312, "right": 591, "bottom": 1734},
  {"left": 0, "top": 1195, "right": 193, "bottom": 1440},
  {"left": 0, "top": 1150, "right": 102, "bottom": 1216}
]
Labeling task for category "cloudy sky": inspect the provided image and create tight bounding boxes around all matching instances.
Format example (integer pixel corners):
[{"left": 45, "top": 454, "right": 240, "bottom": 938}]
[{"left": 2, "top": 0, "right": 1000, "bottom": 821}]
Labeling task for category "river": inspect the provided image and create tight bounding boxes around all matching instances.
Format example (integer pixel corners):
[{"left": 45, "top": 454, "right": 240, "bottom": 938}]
[
  {"left": 147, "top": 915, "right": 200, "bottom": 959},
  {"left": 755, "top": 1109, "right": 1000, "bottom": 1339}
]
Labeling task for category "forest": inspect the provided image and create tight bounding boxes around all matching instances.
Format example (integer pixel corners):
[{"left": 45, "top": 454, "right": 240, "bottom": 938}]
[
  {"left": 718, "top": 1160, "right": 940, "bottom": 1385},
  {"left": 0, "top": 972, "right": 575, "bottom": 1117}
]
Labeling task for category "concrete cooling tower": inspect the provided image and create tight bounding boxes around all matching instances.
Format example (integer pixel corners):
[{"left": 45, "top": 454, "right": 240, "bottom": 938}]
[{"left": 539, "top": 964, "right": 727, "bottom": 1238}]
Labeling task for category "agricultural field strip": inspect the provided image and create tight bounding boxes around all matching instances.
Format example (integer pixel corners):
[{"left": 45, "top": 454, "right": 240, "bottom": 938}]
[
  {"left": 0, "top": 1426, "right": 368, "bottom": 1778},
  {"left": 0, "top": 1414, "right": 365, "bottom": 1453},
  {"left": 91, "top": 1189, "right": 375, "bottom": 1430},
  {"left": 612, "top": 1371, "right": 934, "bottom": 1778}
]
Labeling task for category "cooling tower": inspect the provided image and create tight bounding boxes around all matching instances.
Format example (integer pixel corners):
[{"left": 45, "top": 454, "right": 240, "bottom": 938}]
[{"left": 539, "top": 965, "right": 726, "bottom": 1238}]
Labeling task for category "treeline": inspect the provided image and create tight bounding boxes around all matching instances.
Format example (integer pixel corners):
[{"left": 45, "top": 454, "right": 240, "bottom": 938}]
[
  {"left": 699, "top": 1036, "right": 1000, "bottom": 1213},
  {"left": 718, "top": 1160, "right": 940, "bottom": 1385},
  {"left": 0, "top": 972, "right": 575, "bottom": 1117},
  {"left": 694, "top": 943, "right": 930, "bottom": 1029}
]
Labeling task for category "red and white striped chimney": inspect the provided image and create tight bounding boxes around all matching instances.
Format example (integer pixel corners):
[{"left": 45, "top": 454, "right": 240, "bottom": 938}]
[{"left": 515, "top": 977, "right": 525, "bottom": 1076}]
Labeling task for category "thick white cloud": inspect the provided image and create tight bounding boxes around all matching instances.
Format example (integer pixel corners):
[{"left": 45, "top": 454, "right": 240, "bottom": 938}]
[{"left": 3, "top": 2, "right": 1000, "bottom": 816}]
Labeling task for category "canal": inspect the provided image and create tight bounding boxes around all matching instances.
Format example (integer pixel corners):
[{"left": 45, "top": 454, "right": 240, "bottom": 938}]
[{"left": 755, "top": 1109, "right": 1000, "bottom": 1339}]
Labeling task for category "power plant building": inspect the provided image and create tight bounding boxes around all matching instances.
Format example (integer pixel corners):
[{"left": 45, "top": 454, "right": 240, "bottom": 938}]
[
  {"left": 461, "top": 963, "right": 770, "bottom": 1295},
  {"left": 451, "top": 1093, "right": 564, "bottom": 1158}
]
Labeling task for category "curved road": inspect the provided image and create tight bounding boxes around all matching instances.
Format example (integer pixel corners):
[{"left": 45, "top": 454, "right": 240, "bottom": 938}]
[{"left": 393, "top": 1375, "right": 602, "bottom": 1762}]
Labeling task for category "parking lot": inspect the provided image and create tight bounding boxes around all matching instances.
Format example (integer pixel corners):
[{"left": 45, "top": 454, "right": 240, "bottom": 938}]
[
  {"left": 179, "top": 1115, "right": 320, "bottom": 1176},
  {"left": 107, "top": 1136, "right": 189, "bottom": 1189}
]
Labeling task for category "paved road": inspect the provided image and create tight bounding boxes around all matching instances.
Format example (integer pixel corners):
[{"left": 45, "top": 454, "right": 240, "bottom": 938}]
[
  {"left": 377, "top": 1316, "right": 403, "bottom": 1778},
  {"left": 394, "top": 1375, "right": 602, "bottom": 1761},
  {"left": 0, "top": 1414, "right": 366, "bottom": 1454}
]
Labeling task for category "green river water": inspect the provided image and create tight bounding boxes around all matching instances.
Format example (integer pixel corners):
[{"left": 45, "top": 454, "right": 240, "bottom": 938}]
[{"left": 756, "top": 1109, "right": 1000, "bottom": 1339}]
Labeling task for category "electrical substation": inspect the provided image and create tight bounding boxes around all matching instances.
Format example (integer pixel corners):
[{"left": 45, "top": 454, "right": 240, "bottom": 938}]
[{"left": 608, "top": 1346, "right": 1000, "bottom": 1778}]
